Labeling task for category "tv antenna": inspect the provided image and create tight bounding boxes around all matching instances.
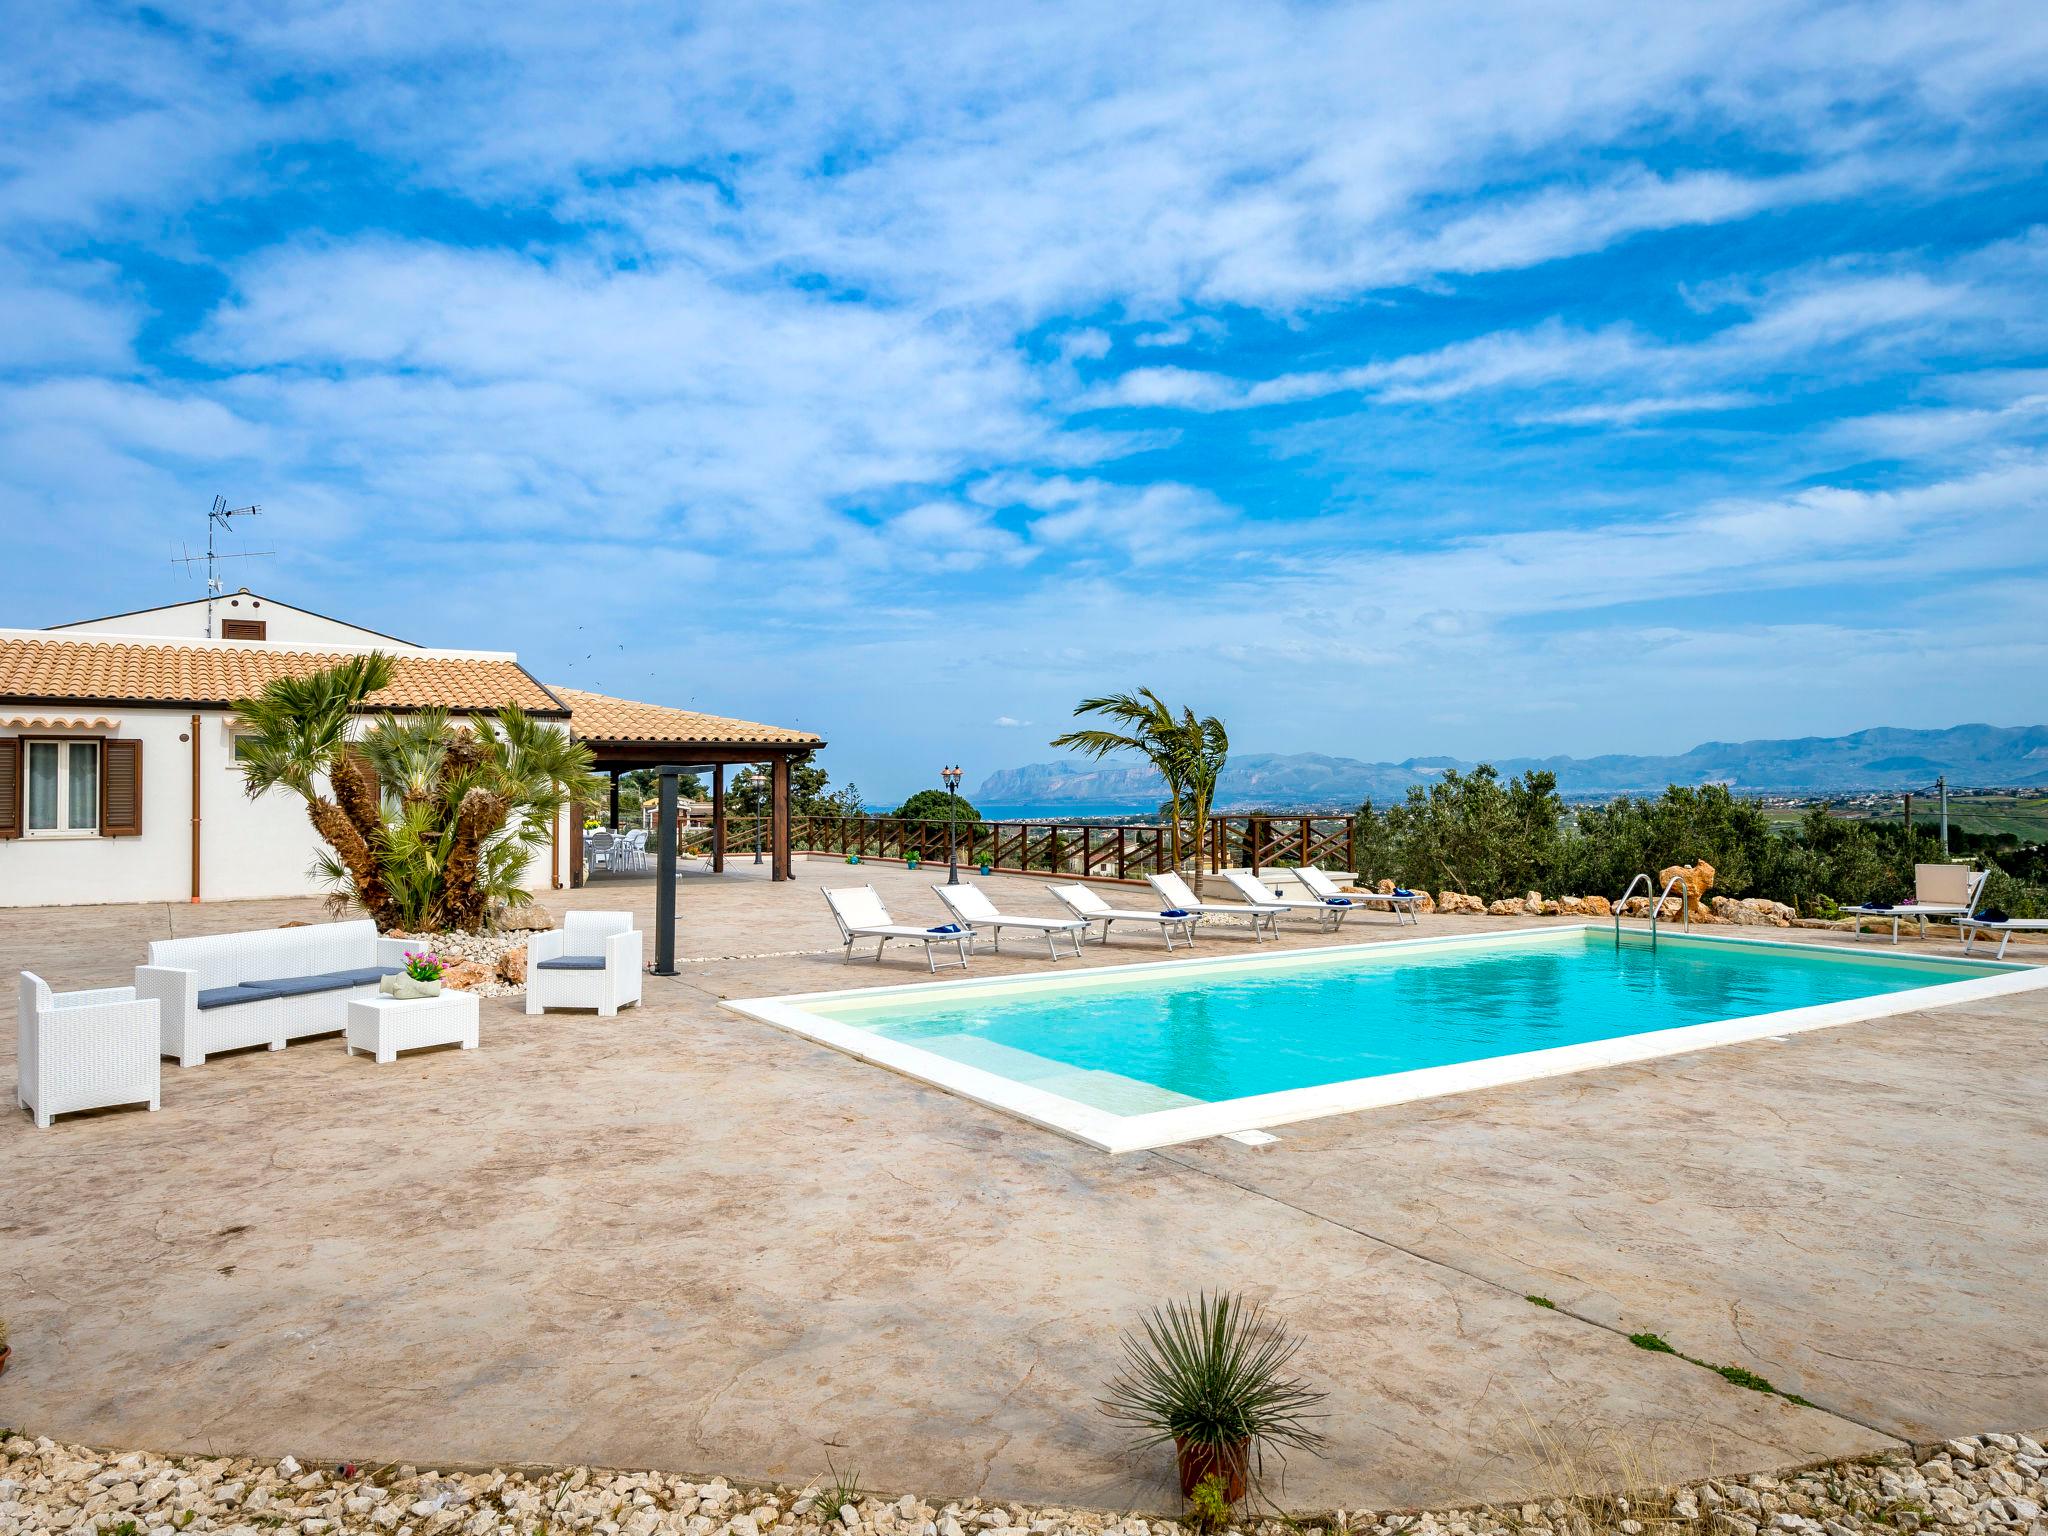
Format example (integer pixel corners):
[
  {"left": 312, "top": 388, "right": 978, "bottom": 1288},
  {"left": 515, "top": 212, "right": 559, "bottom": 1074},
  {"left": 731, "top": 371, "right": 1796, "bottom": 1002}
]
[{"left": 172, "top": 496, "right": 273, "bottom": 636}]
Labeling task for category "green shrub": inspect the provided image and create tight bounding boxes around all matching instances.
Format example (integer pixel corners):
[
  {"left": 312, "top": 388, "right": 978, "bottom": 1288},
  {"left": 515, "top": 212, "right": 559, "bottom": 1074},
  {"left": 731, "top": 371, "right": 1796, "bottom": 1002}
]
[{"left": 893, "top": 788, "right": 981, "bottom": 822}]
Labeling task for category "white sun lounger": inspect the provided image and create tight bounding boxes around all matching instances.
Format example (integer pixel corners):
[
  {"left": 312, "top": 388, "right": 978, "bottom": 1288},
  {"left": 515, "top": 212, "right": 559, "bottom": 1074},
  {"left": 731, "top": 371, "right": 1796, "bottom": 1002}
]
[
  {"left": 934, "top": 882, "right": 1088, "bottom": 960},
  {"left": 1047, "top": 883, "right": 1201, "bottom": 950},
  {"left": 1295, "top": 865, "right": 1422, "bottom": 925},
  {"left": 1958, "top": 915, "right": 2048, "bottom": 960},
  {"left": 1219, "top": 868, "right": 1356, "bottom": 931},
  {"left": 1145, "top": 871, "right": 1281, "bottom": 942},
  {"left": 1843, "top": 864, "right": 1988, "bottom": 943},
  {"left": 822, "top": 886, "right": 971, "bottom": 972}
]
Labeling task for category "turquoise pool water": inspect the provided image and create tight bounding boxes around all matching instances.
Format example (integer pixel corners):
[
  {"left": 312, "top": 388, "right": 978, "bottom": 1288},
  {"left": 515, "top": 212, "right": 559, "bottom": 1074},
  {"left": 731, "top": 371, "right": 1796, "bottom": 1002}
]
[{"left": 808, "top": 931, "right": 2004, "bottom": 1114}]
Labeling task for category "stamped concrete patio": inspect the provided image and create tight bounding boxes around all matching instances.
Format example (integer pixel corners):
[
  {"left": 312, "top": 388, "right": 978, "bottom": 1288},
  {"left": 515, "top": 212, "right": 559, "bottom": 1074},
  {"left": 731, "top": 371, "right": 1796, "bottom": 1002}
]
[{"left": 3, "top": 861, "right": 2043, "bottom": 1513}]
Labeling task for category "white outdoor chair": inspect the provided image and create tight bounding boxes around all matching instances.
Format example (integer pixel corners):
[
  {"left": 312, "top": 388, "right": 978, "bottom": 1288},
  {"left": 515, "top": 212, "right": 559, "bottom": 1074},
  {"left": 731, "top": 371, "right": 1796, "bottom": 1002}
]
[
  {"left": 1843, "top": 864, "right": 1988, "bottom": 942},
  {"left": 1295, "top": 865, "right": 1422, "bottom": 925},
  {"left": 19, "top": 971, "right": 161, "bottom": 1128},
  {"left": 934, "top": 882, "right": 1089, "bottom": 960},
  {"left": 1145, "top": 870, "right": 1281, "bottom": 941},
  {"left": 823, "top": 886, "right": 972, "bottom": 971},
  {"left": 586, "top": 830, "right": 616, "bottom": 876},
  {"left": 1047, "top": 883, "right": 1200, "bottom": 950},
  {"left": 526, "top": 912, "right": 644, "bottom": 1016}
]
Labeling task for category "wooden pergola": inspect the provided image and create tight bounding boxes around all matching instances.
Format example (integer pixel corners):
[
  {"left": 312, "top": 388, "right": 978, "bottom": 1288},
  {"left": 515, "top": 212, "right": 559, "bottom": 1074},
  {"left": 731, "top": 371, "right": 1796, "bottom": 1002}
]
[{"left": 549, "top": 686, "right": 823, "bottom": 885}]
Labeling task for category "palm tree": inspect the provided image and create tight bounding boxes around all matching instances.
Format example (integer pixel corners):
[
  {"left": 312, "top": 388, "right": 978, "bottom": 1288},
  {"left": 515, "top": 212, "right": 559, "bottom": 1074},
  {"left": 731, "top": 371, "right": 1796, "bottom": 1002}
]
[
  {"left": 236, "top": 655, "right": 603, "bottom": 932},
  {"left": 234, "top": 652, "right": 400, "bottom": 927},
  {"left": 1052, "top": 689, "right": 1230, "bottom": 897},
  {"left": 353, "top": 706, "right": 601, "bottom": 932},
  {"left": 1172, "top": 707, "right": 1230, "bottom": 899}
]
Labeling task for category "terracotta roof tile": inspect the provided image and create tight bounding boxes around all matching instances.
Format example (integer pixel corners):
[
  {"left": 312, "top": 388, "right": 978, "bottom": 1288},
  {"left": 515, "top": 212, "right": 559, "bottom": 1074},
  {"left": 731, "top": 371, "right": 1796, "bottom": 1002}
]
[
  {"left": 0, "top": 635, "right": 564, "bottom": 714},
  {"left": 551, "top": 685, "right": 821, "bottom": 748}
]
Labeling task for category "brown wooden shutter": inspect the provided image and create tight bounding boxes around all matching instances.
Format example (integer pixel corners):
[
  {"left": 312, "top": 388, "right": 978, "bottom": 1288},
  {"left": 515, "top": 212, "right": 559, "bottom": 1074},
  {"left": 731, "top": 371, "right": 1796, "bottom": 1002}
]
[
  {"left": 221, "top": 618, "right": 267, "bottom": 640},
  {"left": 0, "top": 738, "right": 19, "bottom": 839},
  {"left": 101, "top": 738, "right": 143, "bottom": 837}
]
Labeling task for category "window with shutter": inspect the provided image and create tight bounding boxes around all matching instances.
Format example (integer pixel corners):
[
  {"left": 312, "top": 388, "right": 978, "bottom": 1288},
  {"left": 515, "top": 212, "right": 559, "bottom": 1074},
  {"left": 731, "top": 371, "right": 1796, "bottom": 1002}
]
[
  {"left": 101, "top": 738, "right": 143, "bottom": 837},
  {"left": 0, "top": 738, "right": 19, "bottom": 839},
  {"left": 221, "top": 618, "right": 267, "bottom": 640}
]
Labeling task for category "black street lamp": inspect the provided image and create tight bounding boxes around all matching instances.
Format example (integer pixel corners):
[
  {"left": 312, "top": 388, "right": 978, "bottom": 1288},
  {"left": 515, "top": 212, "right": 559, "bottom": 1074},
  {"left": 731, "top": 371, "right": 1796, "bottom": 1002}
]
[{"left": 943, "top": 765, "right": 964, "bottom": 885}]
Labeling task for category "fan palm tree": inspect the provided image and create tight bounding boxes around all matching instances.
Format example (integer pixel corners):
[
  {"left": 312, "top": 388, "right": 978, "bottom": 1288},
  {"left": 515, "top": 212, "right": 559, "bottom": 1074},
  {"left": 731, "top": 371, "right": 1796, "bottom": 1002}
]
[
  {"left": 351, "top": 706, "right": 600, "bottom": 932},
  {"left": 233, "top": 651, "right": 401, "bottom": 927},
  {"left": 1052, "top": 689, "right": 1231, "bottom": 897},
  {"left": 236, "top": 655, "right": 603, "bottom": 932}
]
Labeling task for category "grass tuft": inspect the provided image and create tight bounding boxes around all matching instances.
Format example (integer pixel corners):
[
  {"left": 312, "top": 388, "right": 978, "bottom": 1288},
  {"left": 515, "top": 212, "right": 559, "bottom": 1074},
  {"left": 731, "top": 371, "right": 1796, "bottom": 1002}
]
[{"left": 1525, "top": 1295, "right": 1555, "bottom": 1309}]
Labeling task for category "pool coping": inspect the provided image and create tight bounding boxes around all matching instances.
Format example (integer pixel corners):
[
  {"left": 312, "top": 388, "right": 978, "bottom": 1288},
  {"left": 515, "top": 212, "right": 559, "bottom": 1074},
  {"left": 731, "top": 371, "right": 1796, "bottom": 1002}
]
[{"left": 722, "top": 923, "right": 2048, "bottom": 1154}]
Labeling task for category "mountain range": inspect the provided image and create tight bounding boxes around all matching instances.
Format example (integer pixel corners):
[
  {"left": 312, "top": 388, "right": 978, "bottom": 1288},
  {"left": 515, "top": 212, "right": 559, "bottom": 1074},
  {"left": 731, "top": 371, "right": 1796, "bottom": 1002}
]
[{"left": 975, "top": 724, "right": 2048, "bottom": 813}]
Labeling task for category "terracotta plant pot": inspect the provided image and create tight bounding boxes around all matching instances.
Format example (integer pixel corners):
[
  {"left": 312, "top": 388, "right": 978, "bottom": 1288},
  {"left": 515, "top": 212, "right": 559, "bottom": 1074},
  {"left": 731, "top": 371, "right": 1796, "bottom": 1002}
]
[{"left": 1175, "top": 1437, "right": 1248, "bottom": 1502}]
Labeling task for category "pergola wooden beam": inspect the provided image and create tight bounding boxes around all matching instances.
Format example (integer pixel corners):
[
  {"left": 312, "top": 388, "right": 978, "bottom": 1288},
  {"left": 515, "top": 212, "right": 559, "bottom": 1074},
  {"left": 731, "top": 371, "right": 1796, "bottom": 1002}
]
[{"left": 568, "top": 738, "right": 818, "bottom": 885}]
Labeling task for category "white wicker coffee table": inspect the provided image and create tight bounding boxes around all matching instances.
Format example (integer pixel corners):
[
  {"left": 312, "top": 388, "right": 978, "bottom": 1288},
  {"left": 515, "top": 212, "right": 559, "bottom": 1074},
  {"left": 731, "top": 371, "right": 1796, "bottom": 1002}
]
[{"left": 344, "top": 991, "right": 480, "bottom": 1064}]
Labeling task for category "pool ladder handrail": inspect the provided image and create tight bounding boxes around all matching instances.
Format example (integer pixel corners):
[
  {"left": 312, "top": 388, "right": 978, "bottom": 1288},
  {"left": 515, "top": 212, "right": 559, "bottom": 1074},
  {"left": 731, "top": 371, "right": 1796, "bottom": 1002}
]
[
  {"left": 1614, "top": 873, "right": 1651, "bottom": 947},
  {"left": 1613, "top": 872, "right": 1693, "bottom": 947},
  {"left": 1649, "top": 872, "right": 1692, "bottom": 946}
]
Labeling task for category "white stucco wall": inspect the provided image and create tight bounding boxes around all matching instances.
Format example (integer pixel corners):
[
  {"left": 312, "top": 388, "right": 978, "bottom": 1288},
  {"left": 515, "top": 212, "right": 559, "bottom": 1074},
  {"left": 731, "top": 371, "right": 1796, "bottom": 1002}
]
[
  {"left": 1, "top": 709, "right": 563, "bottom": 908},
  {"left": 50, "top": 593, "right": 423, "bottom": 649}
]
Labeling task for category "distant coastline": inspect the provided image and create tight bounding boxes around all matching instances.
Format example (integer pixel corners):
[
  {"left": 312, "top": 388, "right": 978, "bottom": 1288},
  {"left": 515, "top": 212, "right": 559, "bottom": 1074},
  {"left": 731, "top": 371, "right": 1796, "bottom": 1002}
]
[{"left": 973, "top": 723, "right": 2048, "bottom": 814}]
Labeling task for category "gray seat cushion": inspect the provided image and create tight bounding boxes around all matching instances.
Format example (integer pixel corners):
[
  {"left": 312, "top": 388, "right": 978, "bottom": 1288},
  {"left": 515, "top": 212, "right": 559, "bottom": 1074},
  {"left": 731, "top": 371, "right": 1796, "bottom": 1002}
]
[
  {"left": 197, "top": 983, "right": 284, "bottom": 1010},
  {"left": 536, "top": 955, "right": 607, "bottom": 971},
  {"left": 245, "top": 968, "right": 392, "bottom": 997}
]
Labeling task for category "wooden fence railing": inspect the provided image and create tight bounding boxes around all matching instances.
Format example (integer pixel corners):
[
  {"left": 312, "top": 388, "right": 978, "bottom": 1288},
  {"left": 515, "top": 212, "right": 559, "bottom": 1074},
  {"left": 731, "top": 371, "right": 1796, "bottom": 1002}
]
[{"left": 790, "top": 814, "right": 1356, "bottom": 882}]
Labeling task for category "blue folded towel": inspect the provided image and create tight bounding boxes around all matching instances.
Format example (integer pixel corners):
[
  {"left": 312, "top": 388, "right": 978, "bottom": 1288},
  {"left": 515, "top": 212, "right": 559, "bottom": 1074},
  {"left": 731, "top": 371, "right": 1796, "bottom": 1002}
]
[
  {"left": 1977, "top": 907, "right": 2011, "bottom": 924},
  {"left": 927, "top": 922, "right": 963, "bottom": 934},
  {"left": 1863, "top": 900, "right": 1893, "bottom": 911},
  {"left": 1394, "top": 887, "right": 1415, "bottom": 897},
  {"left": 1324, "top": 896, "right": 1352, "bottom": 906},
  {"left": 1159, "top": 908, "right": 1190, "bottom": 918}
]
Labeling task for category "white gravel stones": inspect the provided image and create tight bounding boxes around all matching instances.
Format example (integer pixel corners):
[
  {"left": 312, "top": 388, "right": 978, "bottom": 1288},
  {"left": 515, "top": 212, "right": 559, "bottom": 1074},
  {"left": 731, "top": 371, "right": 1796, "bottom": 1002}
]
[{"left": 3, "top": 1432, "right": 2046, "bottom": 1536}]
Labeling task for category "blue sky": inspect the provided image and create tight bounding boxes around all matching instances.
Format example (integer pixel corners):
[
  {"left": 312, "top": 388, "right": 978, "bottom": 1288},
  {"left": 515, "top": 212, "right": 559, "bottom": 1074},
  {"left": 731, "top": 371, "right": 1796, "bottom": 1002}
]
[{"left": 4, "top": 1, "right": 2047, "bottom": 804}]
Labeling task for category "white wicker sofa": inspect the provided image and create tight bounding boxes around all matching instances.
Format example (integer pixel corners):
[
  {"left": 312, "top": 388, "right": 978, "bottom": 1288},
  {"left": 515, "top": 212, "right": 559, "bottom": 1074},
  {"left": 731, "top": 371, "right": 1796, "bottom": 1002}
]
[
  {"left": 526, "top": 911, "right": 643, "bottom": 1016},
  {"left": 135, "top": 919, "right": 414, "bottom": 1067}
]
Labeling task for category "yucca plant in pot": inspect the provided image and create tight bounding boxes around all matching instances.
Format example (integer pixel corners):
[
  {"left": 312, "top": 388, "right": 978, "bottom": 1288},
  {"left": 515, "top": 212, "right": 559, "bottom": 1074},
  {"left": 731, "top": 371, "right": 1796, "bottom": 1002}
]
[{"left": 1101, "top": 1291, "right": 1326, "bottom": 1505}]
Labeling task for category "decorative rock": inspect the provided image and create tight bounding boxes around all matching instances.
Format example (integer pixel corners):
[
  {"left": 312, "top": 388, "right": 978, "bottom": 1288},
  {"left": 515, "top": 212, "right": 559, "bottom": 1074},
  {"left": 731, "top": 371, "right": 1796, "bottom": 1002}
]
[
  {"left": 439, "top": 959, "right": 493, "bottom": 992},
  {"left": 1658, "top": 861, "right": 1717, "bottom": 921},
  {"left": 497, "top": 903, "right": 557, "bottom": 932},
  {"left": 1435, "top": 890, "right": 1487, "bottom": 915},
  {"left": 497, "top": 945, "right": 528, "bottom": 985}
]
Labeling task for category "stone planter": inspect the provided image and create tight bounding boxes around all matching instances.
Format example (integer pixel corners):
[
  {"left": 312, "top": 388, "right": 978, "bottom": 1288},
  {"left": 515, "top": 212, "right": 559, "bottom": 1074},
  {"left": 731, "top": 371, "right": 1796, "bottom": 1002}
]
[{"left": 380, "top": 974, "right": 443, "bottom": 1000}]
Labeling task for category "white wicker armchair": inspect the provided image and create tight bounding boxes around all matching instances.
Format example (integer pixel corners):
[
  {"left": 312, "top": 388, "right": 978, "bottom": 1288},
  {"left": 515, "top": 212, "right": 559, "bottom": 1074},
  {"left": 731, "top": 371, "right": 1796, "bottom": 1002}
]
[
  {"left": 19, "top": 972, "right": 161, "bottom": 1128},
  {"left": 525, "top": 912, "right": 643, "bottom": 1016}
]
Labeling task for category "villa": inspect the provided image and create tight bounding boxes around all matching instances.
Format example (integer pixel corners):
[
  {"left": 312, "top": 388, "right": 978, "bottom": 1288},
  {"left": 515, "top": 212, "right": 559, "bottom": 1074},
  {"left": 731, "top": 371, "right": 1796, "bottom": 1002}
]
[{"left": 0, "top": 590, "right": 820, "bottom": 907}]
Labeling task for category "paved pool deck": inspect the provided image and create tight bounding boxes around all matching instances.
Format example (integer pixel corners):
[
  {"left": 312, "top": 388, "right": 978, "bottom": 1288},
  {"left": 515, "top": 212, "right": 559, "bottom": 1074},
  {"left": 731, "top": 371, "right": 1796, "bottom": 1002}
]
[{"left": 2, "top": 860, "right": 2043, "bottom": 1513}]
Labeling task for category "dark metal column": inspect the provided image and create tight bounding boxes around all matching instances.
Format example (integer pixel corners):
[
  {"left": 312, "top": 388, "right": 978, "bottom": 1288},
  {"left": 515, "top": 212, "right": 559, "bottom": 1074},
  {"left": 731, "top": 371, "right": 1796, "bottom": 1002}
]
[
  {"left": 711, "top": 764, "right": 726, "bottom": 873},
  {"left": 653, "top": 765, "right": 681, "bottom": 976}
]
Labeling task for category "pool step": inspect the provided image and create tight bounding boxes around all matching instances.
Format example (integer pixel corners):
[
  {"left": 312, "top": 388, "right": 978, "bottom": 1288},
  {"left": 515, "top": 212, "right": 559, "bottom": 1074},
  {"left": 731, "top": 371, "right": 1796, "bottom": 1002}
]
[{"left": 917, "top": 1033, "right": 1202, "bottom": 1114}]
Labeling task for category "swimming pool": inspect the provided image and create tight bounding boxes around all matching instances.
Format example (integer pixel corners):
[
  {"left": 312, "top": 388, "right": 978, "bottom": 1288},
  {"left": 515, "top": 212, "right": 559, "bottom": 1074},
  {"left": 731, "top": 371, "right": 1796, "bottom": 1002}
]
[{"left": 726, "top": 926, "right": 2043, "bottom": 1152}]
